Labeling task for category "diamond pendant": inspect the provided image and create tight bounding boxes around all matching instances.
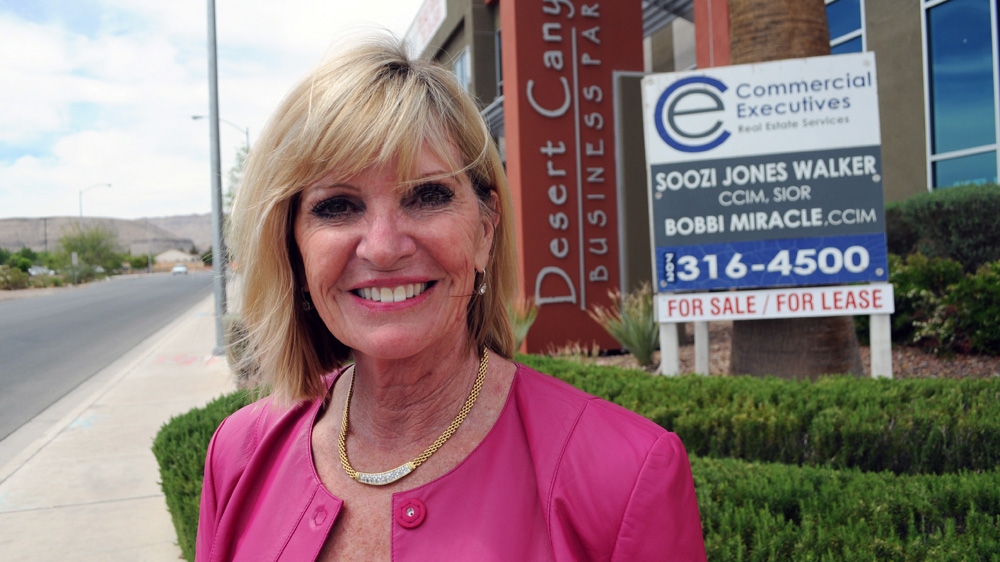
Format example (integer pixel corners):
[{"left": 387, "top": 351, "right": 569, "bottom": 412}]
[{"left": 354, "top": 461, "right": 415, "bottom": 486}]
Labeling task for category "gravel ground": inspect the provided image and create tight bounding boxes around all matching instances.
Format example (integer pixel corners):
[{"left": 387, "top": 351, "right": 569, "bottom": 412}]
[{"left": 591, "top": 321, "right": 1000, "bottom": 379}]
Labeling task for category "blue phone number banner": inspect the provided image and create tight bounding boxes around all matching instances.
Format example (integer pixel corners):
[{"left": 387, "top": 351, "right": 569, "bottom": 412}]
[{"left": 655, "top": 233, "right": 888, "bottom": 292}]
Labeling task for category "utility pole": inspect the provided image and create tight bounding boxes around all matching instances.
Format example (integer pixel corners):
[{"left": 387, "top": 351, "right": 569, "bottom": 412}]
[{"left": 205, "top": 0, "right": 228, "bottom": 355}]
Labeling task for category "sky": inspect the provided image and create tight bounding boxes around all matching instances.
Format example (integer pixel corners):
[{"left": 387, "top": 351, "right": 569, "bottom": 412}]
[{"left": 0, "top": 0, "right": 424, "bottom": 220}]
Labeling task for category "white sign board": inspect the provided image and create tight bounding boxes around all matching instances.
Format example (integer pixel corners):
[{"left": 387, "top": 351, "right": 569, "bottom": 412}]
[{"left": 642, "top": 53, "right": 889, "bottom": 294}]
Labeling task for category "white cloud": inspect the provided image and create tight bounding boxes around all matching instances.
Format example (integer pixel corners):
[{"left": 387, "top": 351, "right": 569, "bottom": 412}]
[{"left": 0, "top": 0, "right": 424, "bottom": 219}]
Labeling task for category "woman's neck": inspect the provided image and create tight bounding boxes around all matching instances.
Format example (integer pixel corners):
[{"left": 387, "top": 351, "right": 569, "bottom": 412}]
[{"left": 345, "top": 343, "right": 483, "bottom": 449}]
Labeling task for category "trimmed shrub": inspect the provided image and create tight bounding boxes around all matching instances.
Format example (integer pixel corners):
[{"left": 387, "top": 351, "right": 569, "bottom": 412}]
[
  {"left": 517, "top": 354, "right": 1000, "bottom": 474},
  {"left": 154, "top": 380, "right": 1000, "bottom": 561},
  {"left": 892, "top": 183, "right": 1000, "bottom": 273},
  {"left": 152, "top": 391, "right": 253, "bottom": 562},
  {"left": 696, "top": 456, "right": 1000, "bottom": 561},
  {"left": 885, "top": 201, "right": 919, "bottom": 257}
]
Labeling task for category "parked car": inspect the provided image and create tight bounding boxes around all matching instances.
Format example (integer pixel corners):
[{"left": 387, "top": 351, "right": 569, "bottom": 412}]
[{"left": 171, "top": 264, "right": 189, "bottom": 275}]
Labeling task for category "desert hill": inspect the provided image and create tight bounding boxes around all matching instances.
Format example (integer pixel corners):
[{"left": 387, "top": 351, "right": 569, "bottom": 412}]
[{"left": 0, "top": 214, "right": 213, "bottom": 256}]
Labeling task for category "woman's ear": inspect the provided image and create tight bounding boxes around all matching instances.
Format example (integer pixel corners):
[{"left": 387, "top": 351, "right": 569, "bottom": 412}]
[{"left": 476, "top": 191, "right": 500, "bottom": 270}]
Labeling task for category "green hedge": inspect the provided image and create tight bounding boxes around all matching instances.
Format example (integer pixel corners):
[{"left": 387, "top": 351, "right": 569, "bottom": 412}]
[
  {"left": 154, "top": 362, "right": 1000, "bottom": 560},
  {"left": 517, "top": 355, "right": 1000, "bottom": 474},
  {"left": 886, "top": 183, "right": 1000, "bottom": 273},
  {"left": 152, "top": 391, "right": 253, "bottom": 562},
  {"left": 696, "top": 456, "right": 1000, "bottom": 561}
]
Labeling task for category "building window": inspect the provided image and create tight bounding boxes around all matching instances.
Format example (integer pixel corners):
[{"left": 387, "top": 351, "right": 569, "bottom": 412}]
[
  {"left": 826, "top": 0, "right": 865, "bottom": 53},
  {"left": 453, "top": 47, "right": 471, "bottom": 92},
  {"left": 922, "top": 0, "right": 999, "bottom": 188},
  {"left": 495, "top": 29, "right": 503, "bottom": 97}
]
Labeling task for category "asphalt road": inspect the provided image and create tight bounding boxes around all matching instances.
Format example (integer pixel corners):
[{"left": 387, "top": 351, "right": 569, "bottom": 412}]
[{"left": 0, "top": 273, "right": 215, "bottom": 441}]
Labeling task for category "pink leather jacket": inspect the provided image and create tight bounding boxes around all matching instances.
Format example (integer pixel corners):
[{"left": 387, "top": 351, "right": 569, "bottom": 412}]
[{"left": 197, "top": 364, "right": 707, "bottom": 561}]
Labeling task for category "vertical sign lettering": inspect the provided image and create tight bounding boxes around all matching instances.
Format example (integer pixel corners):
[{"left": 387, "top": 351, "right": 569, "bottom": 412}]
[{"left": 501, "top": 1, "right": 642, "bottom": 352}]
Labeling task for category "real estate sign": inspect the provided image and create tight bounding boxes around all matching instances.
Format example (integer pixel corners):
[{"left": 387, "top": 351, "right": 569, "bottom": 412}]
[{"left": 642, "top": 53, "right": 889, "bottom": 295}]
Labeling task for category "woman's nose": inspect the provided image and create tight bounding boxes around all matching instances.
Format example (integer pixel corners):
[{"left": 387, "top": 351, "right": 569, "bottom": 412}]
[{"left": 355, "top": 211, "right": 416, "bottom": 268}]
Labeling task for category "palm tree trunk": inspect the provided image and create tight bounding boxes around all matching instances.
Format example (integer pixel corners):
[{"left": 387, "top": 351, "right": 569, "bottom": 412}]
[
  {"left": 729, "top": 0, "right": 830, "bottom": 64},
  {"left": 727, "top": 0, "right": 865, "bottom": 378}
]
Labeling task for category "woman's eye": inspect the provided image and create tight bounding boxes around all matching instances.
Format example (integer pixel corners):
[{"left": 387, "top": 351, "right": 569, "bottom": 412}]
[
  {"left": 410, "top": 183, "right": 455, "bottom": 208},
  {"left": 311, "top": 197, "right": 359, "bottom": 219}
]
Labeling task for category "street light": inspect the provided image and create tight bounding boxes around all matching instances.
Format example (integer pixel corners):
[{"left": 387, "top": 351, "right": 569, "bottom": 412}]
[
  {"left": 200, "top": 0, "right": 228, "bottom": 355},
  {"left": 79, "top": 183, "right": 111, "bottom": 230},
  {"left": 192, "top": 115, "right": 249, "bottom": 151}
]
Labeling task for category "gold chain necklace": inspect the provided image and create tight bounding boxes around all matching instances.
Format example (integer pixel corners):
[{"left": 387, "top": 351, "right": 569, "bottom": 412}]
[{"left": 338, "top": 348, "right": 488, "bottom": 486}]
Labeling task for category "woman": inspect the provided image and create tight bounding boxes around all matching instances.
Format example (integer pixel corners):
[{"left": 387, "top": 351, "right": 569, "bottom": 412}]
[{"left": 198, "top": 35, "right": 706, "bottom": 561}]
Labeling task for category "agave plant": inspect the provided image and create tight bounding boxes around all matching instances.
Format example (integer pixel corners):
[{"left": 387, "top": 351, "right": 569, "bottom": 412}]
[
  {"left": 507, "top": 295, "right": 539, "bottom": 352},
  {"left": 587, "top": 282, "right": 659, "bottom": 368}
]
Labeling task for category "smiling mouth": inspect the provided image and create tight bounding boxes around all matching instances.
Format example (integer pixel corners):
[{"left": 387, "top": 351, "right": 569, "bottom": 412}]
[{"left": 353, "top": 282, "right": 431, "bottom": 304}]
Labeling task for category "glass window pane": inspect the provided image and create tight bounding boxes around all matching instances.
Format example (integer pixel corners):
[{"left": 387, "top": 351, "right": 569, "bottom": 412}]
[
  {"left": 452, "top": 48, "right": 471, "bottom": 91},
  {"left": 933, "top": 151, "right": 998, "bottom": 188},
  {"left": 831, "top": 36, "right": 863, "bottom": 54},
  {"left": 926, "top": 0, "right": 997, "bottom": 154},
  {"left": 826, "top": 0, "right": 862, "bottom": 41}
]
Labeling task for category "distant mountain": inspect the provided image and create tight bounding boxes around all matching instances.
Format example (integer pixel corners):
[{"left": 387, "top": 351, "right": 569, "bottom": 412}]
[
  {"left": 146, "top": 214, "right": 213, "bottom": 254},
  {"left": 0, "top": 214, "right": 213, "bottom": 256}
]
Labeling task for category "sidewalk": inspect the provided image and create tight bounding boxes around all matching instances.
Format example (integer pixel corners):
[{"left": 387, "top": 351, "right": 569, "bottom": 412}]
[{"left": 0, "top": 294, "right": 235, "bottom": 561}]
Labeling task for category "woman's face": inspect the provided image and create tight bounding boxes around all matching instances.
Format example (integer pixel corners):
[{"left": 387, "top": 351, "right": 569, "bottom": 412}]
[{"left": 293, "top": 144, "right": 496, "bottom": 361}]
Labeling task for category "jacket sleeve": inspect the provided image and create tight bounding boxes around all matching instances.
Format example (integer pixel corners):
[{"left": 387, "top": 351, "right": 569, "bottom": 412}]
[
  {"left": 195, "top": 416, "right": 230, "bottom": 562},
  {"left": 611, "top": 432, "right": 707, "bottom": 561}
]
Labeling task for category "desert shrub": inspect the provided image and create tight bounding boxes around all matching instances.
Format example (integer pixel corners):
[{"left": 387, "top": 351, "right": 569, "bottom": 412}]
[
  {"left": 856, "top": 253, "right": 965, "bottom": 345},
  {"left": 28, "top": 274, "right": 63, "bottom": 288},
  {"left": 0, "top": 265, "right": 29, "bottom": 290},
  {"left": 914, "top": 262, "right": 1000, "bottom": 356},
  {"left": 889, "top": 253, "right": 965, "bottom": 344},
  {"left": 128, "top": 254, "right": 152, "bottom": 271}
]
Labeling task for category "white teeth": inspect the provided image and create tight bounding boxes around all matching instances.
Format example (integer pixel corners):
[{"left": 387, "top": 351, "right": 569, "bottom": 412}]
[{"left": 356, "top": 283, "right": 427, "bottom": 303}]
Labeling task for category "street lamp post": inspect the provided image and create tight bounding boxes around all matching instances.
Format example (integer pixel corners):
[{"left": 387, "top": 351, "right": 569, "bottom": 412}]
[
  {"left": 203, "top": 0, "right": 228, "bottom": 356},
  {"left": 192, "top": 115, "right": 249, "bottom": 151},
  {"left": 78, "top": 183, "right": 111, "bottom": 230}
]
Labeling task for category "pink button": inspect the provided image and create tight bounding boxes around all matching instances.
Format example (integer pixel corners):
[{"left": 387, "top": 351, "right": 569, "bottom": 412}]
[
  {"left": 311, "top": 507, "right": 327, "bottom": 527},
  {"left": 396, "top": 498, "right": 426, "bottom": 529}
]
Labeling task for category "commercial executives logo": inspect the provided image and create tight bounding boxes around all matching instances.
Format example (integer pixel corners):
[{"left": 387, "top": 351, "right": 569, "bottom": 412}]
[{"left": 654, "top": 76, "right": 731, "bottom": 153}]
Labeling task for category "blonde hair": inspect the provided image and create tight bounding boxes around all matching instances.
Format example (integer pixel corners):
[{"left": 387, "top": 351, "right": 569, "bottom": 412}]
[{"left": 229, "top": 35, "right": 516, "bottom": 403}]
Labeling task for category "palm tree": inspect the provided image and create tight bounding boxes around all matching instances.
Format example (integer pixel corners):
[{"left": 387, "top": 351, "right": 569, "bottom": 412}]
[{"left": 727, "top": 0, "right": 865, "bottom": 379}]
